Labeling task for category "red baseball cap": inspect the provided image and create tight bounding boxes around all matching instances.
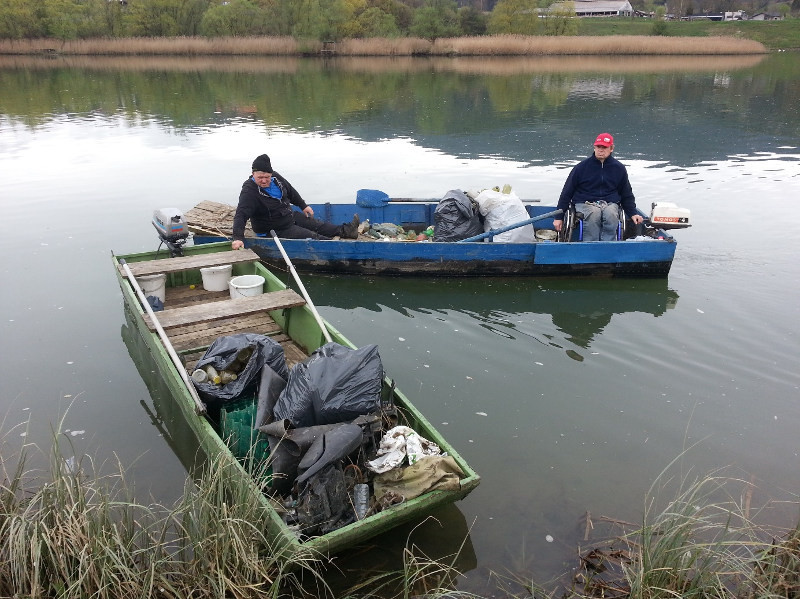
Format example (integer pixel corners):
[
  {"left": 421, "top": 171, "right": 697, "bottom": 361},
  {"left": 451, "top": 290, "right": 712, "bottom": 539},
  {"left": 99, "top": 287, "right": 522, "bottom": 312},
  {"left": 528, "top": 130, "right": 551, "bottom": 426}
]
[{"left": 594, "top": 133, "right": 614, "bottom": 147}]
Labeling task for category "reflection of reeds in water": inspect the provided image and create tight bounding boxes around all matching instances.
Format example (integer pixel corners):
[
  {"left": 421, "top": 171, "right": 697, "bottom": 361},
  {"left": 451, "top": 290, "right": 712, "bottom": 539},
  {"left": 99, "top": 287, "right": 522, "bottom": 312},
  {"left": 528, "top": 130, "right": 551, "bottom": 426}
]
[
  {"left": 0, "top": 53, "right": 766, "bottom": 75},
  {"left": 0, "top": 34, "right": 766, "bottom": 58}
]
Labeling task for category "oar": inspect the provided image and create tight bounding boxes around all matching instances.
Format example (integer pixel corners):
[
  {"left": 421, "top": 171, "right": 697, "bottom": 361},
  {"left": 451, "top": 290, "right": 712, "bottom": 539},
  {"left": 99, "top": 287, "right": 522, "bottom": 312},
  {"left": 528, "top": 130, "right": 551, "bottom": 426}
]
[
  {"left": 269, "top": 230, "right": 332, "bottom": 344},
  {"left": 118, "top": 259, "right": 207, "bottom": 415},
  {"left": 457, "top": 209, "right": 563, "bottom": 243}
]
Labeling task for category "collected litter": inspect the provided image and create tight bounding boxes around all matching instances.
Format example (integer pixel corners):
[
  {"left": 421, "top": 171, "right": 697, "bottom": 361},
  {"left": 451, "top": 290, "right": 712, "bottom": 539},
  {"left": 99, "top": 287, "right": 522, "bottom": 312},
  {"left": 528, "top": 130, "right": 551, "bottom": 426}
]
[{"left": 195, "top": 338, "right": 459, "bottom": 539}]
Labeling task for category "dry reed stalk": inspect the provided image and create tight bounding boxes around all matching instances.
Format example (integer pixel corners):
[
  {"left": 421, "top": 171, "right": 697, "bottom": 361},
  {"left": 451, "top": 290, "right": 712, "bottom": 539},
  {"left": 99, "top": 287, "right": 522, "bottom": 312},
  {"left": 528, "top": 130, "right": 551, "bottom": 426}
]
[{"left": 0, "top": 35, "right": 767, "bottom": 57}]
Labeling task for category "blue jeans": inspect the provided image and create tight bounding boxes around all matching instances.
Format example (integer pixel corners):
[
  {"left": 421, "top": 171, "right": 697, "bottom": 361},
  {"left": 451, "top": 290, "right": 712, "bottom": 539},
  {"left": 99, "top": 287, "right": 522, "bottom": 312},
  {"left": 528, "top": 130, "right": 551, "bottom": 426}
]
[{"left": 575, "top": 201, "right": 620, "bottom": 241}]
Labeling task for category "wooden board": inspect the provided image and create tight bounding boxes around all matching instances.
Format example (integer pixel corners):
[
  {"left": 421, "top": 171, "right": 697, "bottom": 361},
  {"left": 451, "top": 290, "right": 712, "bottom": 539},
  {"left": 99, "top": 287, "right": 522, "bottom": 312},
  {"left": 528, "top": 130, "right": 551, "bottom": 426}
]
[
  {"left": 121, "top": 249, "right": 259, "bottom": 277},
  {"left": 184, "top": 200, "right": 240, "bottom": 238},
  {"left": 144, "top": 289, "right": 305, "bottom": 330}
]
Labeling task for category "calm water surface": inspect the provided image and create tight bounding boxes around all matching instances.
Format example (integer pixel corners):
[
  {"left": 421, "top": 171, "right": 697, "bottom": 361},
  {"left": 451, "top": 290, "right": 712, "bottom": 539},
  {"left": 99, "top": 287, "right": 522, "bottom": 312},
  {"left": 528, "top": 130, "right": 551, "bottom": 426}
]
[{"left": 1, "top": 53, "right": 799, "bottom": 593}]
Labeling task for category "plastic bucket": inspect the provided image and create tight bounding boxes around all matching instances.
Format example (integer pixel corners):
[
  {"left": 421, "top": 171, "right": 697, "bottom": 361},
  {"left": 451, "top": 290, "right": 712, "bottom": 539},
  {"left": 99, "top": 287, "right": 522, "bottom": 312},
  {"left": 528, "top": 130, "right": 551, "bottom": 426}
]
[
  {"left": 138, "top": 273, "right": 166, "bottom": 303},
  {"left": 200, "top": 264, "right": 232, "bottom": 291},
  {"left": 229, "top": 274, "right": 264, "bottom": 300}
]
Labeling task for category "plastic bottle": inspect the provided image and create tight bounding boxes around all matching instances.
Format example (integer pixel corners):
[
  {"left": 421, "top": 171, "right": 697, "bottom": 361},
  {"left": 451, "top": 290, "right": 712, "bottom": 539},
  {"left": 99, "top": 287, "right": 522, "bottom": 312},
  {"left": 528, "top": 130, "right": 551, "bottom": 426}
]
[
  {"left": 204, "top": 365, "right": 222, "bottom": 385},
  {"left": 353, "top": 483, "right": 370, "bottom": 520},
  {"left": 191, "top": 369, "right": 208, "bottom": 384},
  {"left": 425, "top": 226, "right": 434, "bottom": 238},
  {"left": 219, "top": 370, "right": 238, "bottom": 385}
]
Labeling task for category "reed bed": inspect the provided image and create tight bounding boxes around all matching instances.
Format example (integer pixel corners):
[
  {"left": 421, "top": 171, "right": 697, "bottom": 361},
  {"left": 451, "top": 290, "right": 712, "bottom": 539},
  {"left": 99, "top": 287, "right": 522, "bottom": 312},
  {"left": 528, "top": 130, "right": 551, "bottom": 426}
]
[
  {"left": 4, "top": 427, "right": 798, "bottom": 598},
  {"left": 0, "top": 53, "right": 767, "bottom": 75},
  {"left": 0, "top": 34, "right": 767, "bottom": 57},
  {"left": 0, "top": 433, "right": 318, "bottom": 598},
  {"left": 563, "top": 463, "right": 800, "bottom": 599},
  {"left": 433, "top": 34, "right": 767, "bottom": 55}
]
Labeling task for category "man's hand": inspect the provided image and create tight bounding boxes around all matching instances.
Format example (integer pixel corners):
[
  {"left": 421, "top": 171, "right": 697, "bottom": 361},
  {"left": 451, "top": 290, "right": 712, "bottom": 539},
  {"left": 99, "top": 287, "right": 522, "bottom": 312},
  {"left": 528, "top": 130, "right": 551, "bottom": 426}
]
[
  {"left": 553, "top": 219, "right": 563, "bottom": 232},
  {"left": 231, "top": 240, "right": 244, "bottom": 250},
  {"left": 631, "top": 215, "right": 643, "bottom": 225},
  {"left": 303, "top": 206, "right": 314, "bottom": 218}
]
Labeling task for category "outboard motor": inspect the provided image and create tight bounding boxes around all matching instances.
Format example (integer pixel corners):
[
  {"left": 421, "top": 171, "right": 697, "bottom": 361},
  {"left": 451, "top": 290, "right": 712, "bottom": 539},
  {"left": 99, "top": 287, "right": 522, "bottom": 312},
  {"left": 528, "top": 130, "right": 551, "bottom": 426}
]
[
  {"left": 152, "top": 208, "right": 189, "bottom": 257},
  {"left": 648, "top": 202, "right": 691, "bottom": 230}
]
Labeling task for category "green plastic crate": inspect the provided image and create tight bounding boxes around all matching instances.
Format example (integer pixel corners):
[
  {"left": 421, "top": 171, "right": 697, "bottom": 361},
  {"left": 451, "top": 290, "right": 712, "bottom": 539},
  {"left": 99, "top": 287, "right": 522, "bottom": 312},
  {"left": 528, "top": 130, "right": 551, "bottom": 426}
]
[{"left": 218, "top": 396, "right": 270, "bottom": 470}]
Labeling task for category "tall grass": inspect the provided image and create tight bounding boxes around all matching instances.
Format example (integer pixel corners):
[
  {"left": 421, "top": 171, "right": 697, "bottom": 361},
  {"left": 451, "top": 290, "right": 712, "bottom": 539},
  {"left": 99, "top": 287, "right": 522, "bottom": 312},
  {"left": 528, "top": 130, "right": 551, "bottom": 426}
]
[
  {"left": 0, "top": 429, "right": 319, "bottom": 598},
  {"left": 0, "top": 34, "right": 767, "bottom": 56},
  {"left": 567, "top": 459, "right": 800, "bottom": 599},
  {"left": 4, "top": 425, "right": 799, "bottom": 598}
]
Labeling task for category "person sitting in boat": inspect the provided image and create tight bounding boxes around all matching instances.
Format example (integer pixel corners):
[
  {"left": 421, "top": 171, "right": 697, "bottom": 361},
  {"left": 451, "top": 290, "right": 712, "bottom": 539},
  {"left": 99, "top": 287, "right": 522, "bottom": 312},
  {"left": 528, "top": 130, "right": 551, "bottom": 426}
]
[
  {"left": 231, "top": 154, "right": 359, "bottom": 249},
  {"left": 553, "top": 133, "right": 643, "bottom": 241}
]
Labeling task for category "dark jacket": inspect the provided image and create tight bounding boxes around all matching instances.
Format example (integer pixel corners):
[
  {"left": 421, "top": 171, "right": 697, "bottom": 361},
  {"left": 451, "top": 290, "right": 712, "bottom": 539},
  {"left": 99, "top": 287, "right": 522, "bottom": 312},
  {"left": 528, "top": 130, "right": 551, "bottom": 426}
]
[
  {"left": 556, "top": 153, "right": 637, "bottom": 219},
  {"left": 232, "top": 172, "right": 308, "bottom": 242}
]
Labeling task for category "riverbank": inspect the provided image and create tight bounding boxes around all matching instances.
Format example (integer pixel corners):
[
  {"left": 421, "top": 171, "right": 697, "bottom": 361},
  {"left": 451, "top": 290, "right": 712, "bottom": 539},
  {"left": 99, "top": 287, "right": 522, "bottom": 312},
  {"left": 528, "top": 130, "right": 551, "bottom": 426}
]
[{"left": 0, "top": 34, "right": 769, "bottom": 57}]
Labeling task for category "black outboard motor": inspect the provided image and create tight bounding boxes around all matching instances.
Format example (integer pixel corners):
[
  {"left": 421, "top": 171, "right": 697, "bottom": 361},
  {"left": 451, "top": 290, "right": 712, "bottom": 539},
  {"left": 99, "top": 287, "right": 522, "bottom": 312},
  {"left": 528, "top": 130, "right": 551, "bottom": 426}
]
[{"left": 152, "top": 208, "right": 189, "bottom": 257}]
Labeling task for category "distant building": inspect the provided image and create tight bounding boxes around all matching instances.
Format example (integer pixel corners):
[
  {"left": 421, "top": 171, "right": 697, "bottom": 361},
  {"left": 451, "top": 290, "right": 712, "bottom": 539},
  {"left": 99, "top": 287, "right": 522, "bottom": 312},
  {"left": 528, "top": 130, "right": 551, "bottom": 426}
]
[
  {"left": 749, "top": 12, "right": 783, "bottom": 19},
  {"left": 550, "top": 0, "right": 634, "bottom": 17},
  {"left": 723, "top": 10, "right": 746, "bottom": 19}
]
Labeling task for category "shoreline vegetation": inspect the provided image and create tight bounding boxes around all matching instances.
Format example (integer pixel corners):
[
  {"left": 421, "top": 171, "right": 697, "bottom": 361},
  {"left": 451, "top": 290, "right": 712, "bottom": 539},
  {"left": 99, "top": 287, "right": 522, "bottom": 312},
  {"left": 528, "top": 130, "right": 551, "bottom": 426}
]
[
  {"left": 0, "top": 34, "right": 769, "bottom": 57},
  {"left": 2, "top": 433, "right": 799, "bottom": 598}
]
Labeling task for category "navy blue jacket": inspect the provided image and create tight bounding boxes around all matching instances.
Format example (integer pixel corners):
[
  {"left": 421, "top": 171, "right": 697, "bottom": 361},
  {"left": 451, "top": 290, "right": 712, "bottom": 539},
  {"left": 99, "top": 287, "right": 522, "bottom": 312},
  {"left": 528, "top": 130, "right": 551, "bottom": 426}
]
[
  {"left": 556, "top": 153, "right": 637, "bottom": 219},
  {"left": 232, "top": 171, "right": 308, "bottom": 242}
]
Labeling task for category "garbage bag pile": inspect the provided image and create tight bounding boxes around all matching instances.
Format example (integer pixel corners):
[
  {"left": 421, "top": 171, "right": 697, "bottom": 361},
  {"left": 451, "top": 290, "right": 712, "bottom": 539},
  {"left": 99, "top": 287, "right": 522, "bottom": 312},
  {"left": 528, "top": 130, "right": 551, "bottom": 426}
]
[
  {"left": 195, "top": 336, "right": 464, "bottom": 539},
  {"left": 357, "top": 220, "right": 436, "bottom": 242},
  {"left": 353, "top": 186, "right": 538, "bottom": 244}
]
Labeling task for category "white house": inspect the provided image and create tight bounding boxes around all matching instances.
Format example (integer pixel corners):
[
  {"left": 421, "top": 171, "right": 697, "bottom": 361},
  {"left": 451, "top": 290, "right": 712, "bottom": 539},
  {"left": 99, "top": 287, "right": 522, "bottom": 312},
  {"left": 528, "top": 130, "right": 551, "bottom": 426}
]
[{"left": 551, "top": 0, "right": 635, "bottom": 17}]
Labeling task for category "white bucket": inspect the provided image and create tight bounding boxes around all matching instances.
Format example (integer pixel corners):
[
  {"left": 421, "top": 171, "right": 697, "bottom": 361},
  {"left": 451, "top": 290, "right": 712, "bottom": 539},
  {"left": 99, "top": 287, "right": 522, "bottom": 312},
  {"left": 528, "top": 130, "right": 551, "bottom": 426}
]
[
  {"left": 200, "top": 264, "right": 232, "bottom": 291},
  {"left": 229, "top": 274, "right": 265, "bottom": 300},
  {"left": 138, "top": 273, "right": 166, "bottom": 303}
]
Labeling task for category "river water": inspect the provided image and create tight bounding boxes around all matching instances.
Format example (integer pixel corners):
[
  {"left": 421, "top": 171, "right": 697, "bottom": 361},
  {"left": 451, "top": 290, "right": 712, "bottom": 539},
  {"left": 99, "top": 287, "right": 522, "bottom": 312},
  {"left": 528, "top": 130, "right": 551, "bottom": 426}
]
[{"left": 1, "top": 52, "right": 799, "bottom": 593}]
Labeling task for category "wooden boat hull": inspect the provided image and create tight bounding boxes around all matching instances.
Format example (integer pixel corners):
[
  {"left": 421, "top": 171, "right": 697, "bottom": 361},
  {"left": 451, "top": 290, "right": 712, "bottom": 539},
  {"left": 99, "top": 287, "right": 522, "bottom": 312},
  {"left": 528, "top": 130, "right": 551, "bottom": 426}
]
[
  {"left": 113, "top": 242, "right": 480, "bottom": 561},
  {"left": 187, "top": 200, "right": 677, "bottom": 277}
]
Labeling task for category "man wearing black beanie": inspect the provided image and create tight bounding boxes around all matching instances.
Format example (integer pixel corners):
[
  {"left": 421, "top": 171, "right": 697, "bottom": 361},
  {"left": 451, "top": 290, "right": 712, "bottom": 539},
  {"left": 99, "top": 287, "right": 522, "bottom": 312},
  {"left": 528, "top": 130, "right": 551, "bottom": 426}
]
[{"left": 231, "top": 154, "right": 359, "bottom": 249}]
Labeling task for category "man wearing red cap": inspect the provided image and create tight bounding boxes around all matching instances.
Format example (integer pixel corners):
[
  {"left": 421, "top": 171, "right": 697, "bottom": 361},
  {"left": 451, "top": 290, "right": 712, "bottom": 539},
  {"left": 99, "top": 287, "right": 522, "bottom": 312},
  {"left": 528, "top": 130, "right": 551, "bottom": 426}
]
[{"left": 554, "top": 133, "right": 643, "bottom": 241}]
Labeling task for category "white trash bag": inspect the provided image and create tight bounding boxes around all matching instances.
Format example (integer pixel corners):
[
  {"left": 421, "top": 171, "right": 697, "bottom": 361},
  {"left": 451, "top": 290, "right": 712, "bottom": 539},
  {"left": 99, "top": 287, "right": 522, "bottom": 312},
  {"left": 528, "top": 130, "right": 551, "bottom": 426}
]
[{"left": 473, "top": 188, "right": 535, "bottom": 243}]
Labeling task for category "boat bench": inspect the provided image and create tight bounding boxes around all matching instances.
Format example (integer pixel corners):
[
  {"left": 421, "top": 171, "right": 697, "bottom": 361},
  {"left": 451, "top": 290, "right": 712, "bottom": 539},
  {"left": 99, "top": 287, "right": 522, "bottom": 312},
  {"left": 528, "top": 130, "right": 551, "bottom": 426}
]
[
  {"left": 144, "top": 289, "right": 305, "bottom": 331},
  {"left": 120, "top": 249, "right": 260, "bottom": 277}
]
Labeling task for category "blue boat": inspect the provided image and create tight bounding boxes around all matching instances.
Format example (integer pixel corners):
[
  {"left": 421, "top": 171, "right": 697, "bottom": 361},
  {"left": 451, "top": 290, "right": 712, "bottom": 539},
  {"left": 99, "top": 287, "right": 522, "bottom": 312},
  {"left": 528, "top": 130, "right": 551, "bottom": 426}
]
[{"left": 185, "top": 199, "right": 687, "bottom": 278}]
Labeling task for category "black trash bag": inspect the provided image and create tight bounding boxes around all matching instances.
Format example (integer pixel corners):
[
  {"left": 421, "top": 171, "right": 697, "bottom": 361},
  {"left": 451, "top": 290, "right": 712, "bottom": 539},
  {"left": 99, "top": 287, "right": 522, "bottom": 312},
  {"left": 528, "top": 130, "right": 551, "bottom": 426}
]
[
  {"left": 254, "top": 365, "right": 288, "bottom": 429},
  {"left": 296, "top": 463, "right": 354, "bottom": 536},
  {"left": 273, "top": 342, "right": 383, "bottom": 429},
  {"left": 296, "top": 423, "right": 363, "bottom": 486},
  {"left": 259, "top": 421, "right": 341, "bottom": 497},
  {"left": 194, "top": 333, "right": 288, "bottom": 403},
  {"left": 433, "top": 189, "right": 483, "bottom": 242}
]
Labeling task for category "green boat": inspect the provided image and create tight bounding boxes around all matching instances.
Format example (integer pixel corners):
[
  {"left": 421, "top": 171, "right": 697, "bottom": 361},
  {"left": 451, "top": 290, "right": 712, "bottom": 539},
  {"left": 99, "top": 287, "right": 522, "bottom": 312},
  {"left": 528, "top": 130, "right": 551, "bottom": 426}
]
[{"left": 112, "top": 241, "right": 480, "bottom": 562}]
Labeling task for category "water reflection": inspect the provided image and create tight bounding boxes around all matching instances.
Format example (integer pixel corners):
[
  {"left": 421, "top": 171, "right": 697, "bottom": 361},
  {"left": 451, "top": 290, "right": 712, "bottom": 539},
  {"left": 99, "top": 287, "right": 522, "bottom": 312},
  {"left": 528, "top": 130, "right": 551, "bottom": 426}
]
[
  {"left": 0, "top": 53, "right": 767, "bottom": 74},
  {"left": 1, "top": 53, "right": 795, "bottom": 169},
  {"left": 308, "top": 276, "right": 677, "bottom": 356}
]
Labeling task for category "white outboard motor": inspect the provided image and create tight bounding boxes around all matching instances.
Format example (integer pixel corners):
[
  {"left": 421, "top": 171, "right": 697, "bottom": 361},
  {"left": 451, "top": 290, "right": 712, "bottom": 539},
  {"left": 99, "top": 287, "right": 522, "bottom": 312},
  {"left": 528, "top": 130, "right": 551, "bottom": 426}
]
[
  {"left": 648, "top": 202, "right": 691, "bottom": 230},
  {"left": 152, "top": 208, "right": 190, "bottom": 257}
]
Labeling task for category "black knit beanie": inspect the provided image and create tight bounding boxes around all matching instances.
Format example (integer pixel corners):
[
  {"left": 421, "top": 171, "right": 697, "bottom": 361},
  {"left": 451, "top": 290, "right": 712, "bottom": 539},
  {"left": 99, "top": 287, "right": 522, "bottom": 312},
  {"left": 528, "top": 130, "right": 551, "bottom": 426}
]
[{"left": 252, "top": 154, "right": 272, "bottom": 173}]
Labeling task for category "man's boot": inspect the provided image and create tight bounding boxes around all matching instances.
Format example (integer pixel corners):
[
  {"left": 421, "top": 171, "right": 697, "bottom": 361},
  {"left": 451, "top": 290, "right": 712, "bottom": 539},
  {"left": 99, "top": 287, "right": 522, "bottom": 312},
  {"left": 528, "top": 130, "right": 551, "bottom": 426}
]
[{"left": 341, "top": 214, "right": 360, "bottom": 239}]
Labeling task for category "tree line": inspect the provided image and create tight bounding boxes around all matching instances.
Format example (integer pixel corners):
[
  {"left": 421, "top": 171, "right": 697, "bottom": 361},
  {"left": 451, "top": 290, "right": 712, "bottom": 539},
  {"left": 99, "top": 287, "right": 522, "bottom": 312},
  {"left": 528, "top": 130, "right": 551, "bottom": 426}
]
[{"left": 0, "top": 0, "right": 582, "bottom": 41}]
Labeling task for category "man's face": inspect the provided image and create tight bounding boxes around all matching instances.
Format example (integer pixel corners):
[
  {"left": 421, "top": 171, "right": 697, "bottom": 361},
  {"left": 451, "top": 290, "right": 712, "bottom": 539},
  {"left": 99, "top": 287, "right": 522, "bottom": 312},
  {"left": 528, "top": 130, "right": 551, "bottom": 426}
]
[
  {"left": 593, "top": 144, "right": 613, "bottom": 161},
  {"left": 253, "top": 171, "right": 272, "bottom": 186}
]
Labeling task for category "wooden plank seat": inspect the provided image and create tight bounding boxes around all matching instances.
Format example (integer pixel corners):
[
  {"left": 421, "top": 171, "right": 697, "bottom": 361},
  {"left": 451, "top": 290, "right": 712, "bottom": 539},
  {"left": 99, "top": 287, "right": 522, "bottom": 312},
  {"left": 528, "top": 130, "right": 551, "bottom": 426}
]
[
  {"left": 121, "top": 249, "right": 260, "bottom": 278},
  {"left": 144, "top": 289, "right": 305, "bottom": 331}
]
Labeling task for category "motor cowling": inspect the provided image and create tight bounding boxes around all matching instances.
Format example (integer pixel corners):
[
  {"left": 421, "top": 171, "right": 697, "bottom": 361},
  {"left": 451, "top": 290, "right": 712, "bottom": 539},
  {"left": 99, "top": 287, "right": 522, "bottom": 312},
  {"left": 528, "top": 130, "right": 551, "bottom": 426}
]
[
  {"left": 152, "top": 208, "right": 189, "bottom": 256},
  {"left": 649, "top": 202, "right": 691, "bottom": 230}
]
